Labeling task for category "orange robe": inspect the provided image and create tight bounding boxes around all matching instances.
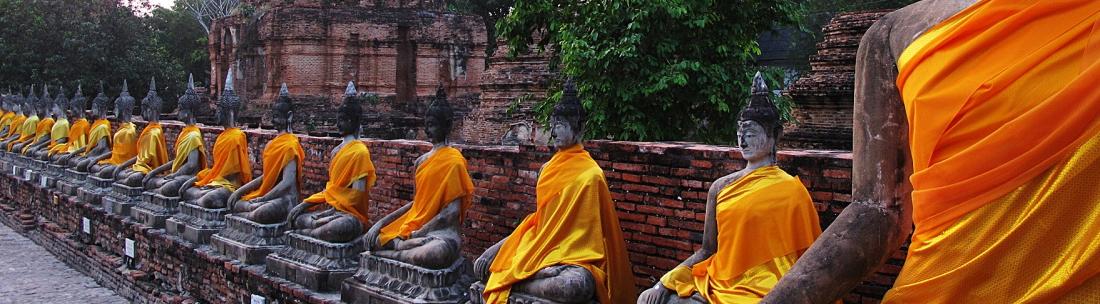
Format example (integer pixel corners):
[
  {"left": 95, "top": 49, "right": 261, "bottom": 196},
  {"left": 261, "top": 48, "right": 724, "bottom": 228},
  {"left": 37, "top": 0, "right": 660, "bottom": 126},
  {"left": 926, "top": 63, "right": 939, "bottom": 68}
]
[
  {"left": 83, "top": 119, "right": 112, "bottom": 156},
  {"left": 98, "top": 122, "right": 137, "bottom": 165},
  {"left": 48, "top": 118, "right": 89, "bottom": 156},
  {"left": 8, "top": 115, "right": 38, "bottom": 151},
  {"left": 0, "top": 112, "right": 14, "bottom": 136},
  {"left": 170, "top": 125, "right": 207, "bottom": 173},
  {"left": 303, "top": 140, "right": 376, "bottom": 228},
  {"left": 659, "top": 166, "right": 820, "bottom": 303},
  {"left": 484, "top": 144, "right": 635, "bottom": 304},
  {"left": 885, "top": 0, "right": 1100, "bottom": 302},
  {"left": 241, "top": 133, "right": 304, "bottom": 201},
  {"left": 129, "top": 122, "right": 168, "bottom": 173},
  {"left": 21, "top": 117, "right": 54, "bottom": 154},
  {"left": 193, "top": 128, "right": 251, "bottom": 191},
  {"left": 378, "top": 146, "right": 474, "bottom": 245},
  {"left": 3, "top": 114, "right": 26, "bottom": 140},
  {"left": 47, "top": 118, "right": 69, "bottom": 149}
]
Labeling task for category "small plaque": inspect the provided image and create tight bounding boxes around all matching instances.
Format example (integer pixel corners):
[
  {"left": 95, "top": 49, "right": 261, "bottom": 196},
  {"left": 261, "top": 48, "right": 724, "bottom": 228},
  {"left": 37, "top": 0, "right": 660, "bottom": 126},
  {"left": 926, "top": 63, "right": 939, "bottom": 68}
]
[
  {"left": 23, "top": 169, "right": 31, "bottom": 181},
  {"left": 250, "top": 294, "right": 265, "bottom": 304},
  {"left": 12, "top": 166, "right": 16, "bottom": 175},
  {"left": 125, "top": 238, "right": 135, "bottom": 258},
  {"left": 39, "top": 175, "right": 47, "bottom": 188},
  {"left": 82, "top": 217, "right": 91, "bottom": 234}
]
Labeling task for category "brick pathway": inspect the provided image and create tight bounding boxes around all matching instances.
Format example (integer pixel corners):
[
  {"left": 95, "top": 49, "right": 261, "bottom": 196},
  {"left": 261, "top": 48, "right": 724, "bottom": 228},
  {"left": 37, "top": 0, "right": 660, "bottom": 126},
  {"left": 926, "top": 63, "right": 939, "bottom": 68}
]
[{"left": 0, "top": 224, "right": 127, "bottom": 304}]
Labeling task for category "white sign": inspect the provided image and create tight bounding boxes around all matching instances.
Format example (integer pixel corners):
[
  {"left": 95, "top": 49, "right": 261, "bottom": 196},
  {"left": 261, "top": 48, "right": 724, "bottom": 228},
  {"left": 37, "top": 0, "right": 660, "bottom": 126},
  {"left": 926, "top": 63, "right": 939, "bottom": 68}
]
[
  {"left": 39, "top": 176, "right": 47, "bottom": 188},
  {"left": 250, "top": 294, "right": 266, "bottom": 304},
  {"left": 125, "top": 238, "right": 135, "bottom": 258},
  {"left": 82, "top": 217, "right": 91, "bottom": 234},
  {"left": 12, "top": 166, "right": 16, "bottom": 175},
  {"left": 23, "top": 170, "right": 30, "bottom": 181}
]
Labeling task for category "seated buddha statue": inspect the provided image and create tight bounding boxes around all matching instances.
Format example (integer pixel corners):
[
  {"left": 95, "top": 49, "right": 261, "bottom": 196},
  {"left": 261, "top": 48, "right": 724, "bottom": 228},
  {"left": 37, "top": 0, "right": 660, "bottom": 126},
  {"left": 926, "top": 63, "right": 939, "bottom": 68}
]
[
  {"left": 30, "top": 86, "right": 71, "bottom": 160},
  {"left": 286, "top": 81, "right": 375, "bottom": 243},
  {"left": 72, "top": 83, "right": 114, "bottom": 171},
  {"left": 473, "top": 81, "right": 636, "bottom": 304},
  {"left": 143, "top": 74, "right": 207, "bottom": 198},
  {"left": 179, "top": 69, "right": 251, "bottom": 209},
  {"left": 637, "top": 73, "right": 822, "bottom": 304},
  {"left": 16, "top": 85, "right": 56, "bottom": 156},
  {"left": 112, "top": 78, "right": 170, "bottom": 186},
  {"left": 87, "top": 80, "right": 139, "bottom": 179},
  {"left": 5, "top": 85, "right": 41, "bottom": 152},
  {"left": 49, "top": 84, "right": 91, "bottom": 163},
  {"left": 0, "top": 91, "right": 17, "bottom": 138},
  {"left": 226, "top": 83, "right": 304, "bottom": 224},
  {"left": 364, "top": 87, "right": 473, "bottom": 270},
  {"left": 0, "top": 91, "right": 23, "bottom": 145}
]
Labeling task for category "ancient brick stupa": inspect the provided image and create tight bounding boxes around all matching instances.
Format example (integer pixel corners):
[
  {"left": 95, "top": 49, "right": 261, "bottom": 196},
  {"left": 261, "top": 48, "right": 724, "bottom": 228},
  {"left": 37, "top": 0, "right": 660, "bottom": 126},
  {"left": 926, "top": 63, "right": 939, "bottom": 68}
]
[{"left": 783, "top": 10, "right": 891, "bottom": 150}]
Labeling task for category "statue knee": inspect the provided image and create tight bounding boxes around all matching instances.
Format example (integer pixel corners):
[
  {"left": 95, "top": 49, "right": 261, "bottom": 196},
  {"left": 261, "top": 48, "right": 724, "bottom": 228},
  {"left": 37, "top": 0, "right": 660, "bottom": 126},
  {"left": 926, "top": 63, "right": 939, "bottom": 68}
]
[
  {"left": 316, "top": 216, "right": 363, "bottom": 243},
  {"left": 528, "top": 266, "right": 596, "bottom": 303}
]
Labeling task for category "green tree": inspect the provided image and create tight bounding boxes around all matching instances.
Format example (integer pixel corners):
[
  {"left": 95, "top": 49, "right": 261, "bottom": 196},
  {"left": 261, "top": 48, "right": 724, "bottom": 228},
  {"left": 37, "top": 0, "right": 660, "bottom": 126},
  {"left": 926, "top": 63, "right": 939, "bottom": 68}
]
[
  {"left": 449, "top": 0, "right": 515, "bottom": 60},
  {"left": 148, "top": 1, "right": 211, "bottom": 88},
  {"left": 498, "top": 0, "right": 803, "bottom": 143}
]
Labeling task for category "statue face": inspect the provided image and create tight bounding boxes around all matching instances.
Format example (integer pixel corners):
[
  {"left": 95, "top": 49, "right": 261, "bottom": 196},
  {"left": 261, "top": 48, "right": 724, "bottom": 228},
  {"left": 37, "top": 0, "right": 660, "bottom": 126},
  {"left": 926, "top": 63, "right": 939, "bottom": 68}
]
[
  {"left": 425, "top": 115, "right": 446, "bottom": 144},
  {"left": 738, "top": 120, "right": 775, "bottom": 163},
  {"left": 551, "top": 116, "right": 579, "bottom": 149}
]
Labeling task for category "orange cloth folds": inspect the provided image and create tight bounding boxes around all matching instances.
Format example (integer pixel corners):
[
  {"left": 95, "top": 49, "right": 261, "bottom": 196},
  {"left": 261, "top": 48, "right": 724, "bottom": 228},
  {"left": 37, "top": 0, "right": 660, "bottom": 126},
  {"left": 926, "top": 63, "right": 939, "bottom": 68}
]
[
  {"left": 303, "top": 140, "right": 376, "bottom": 227},
  {"left": 46, "top": 118, "right": 70, "bottom": 151},
  {"left": 49, "top": 118, "right": 89, "bottom": 156},
  {"left": 242, "top": 133, "right": 304, "bottom": 201},
  {"left": 130, "top": 122, "right": 168, "bottom": 173},
  {"left": 83, "top": 119, "right": 111, "bottom": 155},
  {"left": 8, "top": 115, "right": 38, "bottom": 151},
  {"left": 193, "top": 128, "right": 251, "bottom": 191},
  {"left": 483, "top": 144, "right": 635, "bottom": 304},
  {"left": 170, "top": 126, "right": 207, "bottom": 173},
  {"left": 4, "top": 115, "right": 25, "bottom": 140},
  {"left": 98, "top": 122, "right": 137, "bottom": 165},
  {"left": 21, "top": 117, "right": 54, "bottom": 154},
  {"left": 896, "top": 0, "right": 1100, "bottom": 239},
  {"left": 377, "top": 146, "right": 474, "bottom": 245}
]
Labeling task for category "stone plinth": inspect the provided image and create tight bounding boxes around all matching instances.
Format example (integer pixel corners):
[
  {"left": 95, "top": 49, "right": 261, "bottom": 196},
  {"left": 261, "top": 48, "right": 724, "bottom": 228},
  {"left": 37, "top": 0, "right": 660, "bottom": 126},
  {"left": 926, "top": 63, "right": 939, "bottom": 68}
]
[
  {"left": 57, "top": 169, "right": 87, "bottom": 197},
  {"left": 210, "top": 214, "right": 288, "bottom": 265},
  {"left": 102, "top": 182, "right": 143, "bottom": 216},
  {"left": 467, "top": 282, "right": 596, "bottom": 304},
  {"left": 266, "top": 232, "right": 362, "bottom": 292},
  {"left": 77, "top": 175, "right": 112, "bottom": 208},
  {"left": 131, "top": 191, "right": 180, "bottom": 229},
  {"left": 42, "top": 163, "right": 66, "bottom": 189},
  {"left": 342, "top": 254, "right": 470, "bottom": 304},
  {"left": 165, "top": 202, "right": 229, "bottom": 245}
]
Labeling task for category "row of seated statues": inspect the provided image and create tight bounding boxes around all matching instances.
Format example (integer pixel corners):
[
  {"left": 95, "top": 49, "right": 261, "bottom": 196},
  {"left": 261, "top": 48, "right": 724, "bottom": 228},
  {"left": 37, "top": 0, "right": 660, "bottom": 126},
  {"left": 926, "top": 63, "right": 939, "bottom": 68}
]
[{"left": 0, "top": 71, "right": 822, "bottom": 304}]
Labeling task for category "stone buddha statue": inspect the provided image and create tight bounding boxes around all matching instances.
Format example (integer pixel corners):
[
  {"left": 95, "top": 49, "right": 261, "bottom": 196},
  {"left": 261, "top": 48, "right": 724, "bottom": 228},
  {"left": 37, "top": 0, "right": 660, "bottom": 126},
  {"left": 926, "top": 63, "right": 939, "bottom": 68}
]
[
  {"left": 112, "top": 77, "right": 170, "bottom": 186},
  {"left": 472, "top": 80, "right": 635, "bottom": 304},
  {"left": 29, "top": 86, "right": 71, "bottom": 160},
  {"left": 0, "top": 88, "right": 28, "bottom": 149},
  {"left": 638, "top": 73, "right": 821, "bottom": 304},
  {"left": 0, "top": 90, "right": 17, "bottom": 138},
  {"left": 73, "top": 83, "right": 114, "bottom": 171},
  {"left": 50, "top": 84, "right": 91, "bottom": 163},
  {"left": 286, "top": 81, "right": 375, "bottom": 243},
  {"left": 87, "top": 80, "right": 139, "bottom": 179},
  {"left": 143, "top": 74, "right": 208, "bottom": 198},
  {"left": 180, "top": 69, "right": 251, "bottom": 209},
  {"left": 6, "top": 85, "right": 42, "bottom": 152},
  {"left": 225, "top": 83, "right": 304, "bottom": 224},
  {"left": 15, "top": 84, "right": 56, "bottom": 155},
  {"left": 364, "top": 86, "right": 473, "bottom": 269}
]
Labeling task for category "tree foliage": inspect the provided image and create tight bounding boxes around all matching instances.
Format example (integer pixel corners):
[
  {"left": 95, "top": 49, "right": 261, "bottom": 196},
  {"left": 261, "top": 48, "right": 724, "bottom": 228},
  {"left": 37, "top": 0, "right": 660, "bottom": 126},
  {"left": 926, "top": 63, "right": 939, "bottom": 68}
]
[{"left": 498, "top": 0, "right": 803, "bottom": 143}]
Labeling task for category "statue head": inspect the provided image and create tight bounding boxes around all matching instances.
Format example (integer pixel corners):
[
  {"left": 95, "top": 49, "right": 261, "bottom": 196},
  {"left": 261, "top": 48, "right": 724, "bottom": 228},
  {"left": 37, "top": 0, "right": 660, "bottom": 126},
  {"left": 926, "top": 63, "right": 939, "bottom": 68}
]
[
  {"left": 39, "top": 84, "right": 53, "bottom": 117},
  {"left": 272, "top": 83, "right": 294, "bottom": 132},
  {"left": 11, "top": 87, "right": 24, "bottom": 114},
  {"left": 91, "top": 82, "right": 110, "bottom": 120},
  {"left": 550, "top": 79, "right": 585, "bottom": 149},
  {"left": 217, "top": 67, "right": 242, "bottom": 128},
  {"left": 337, "top": 81, "right": 362, "bottom": 137},
  {"left": 141, "top": 77, "right": 162, "bottom": 122},
  {"left": 53, "top": 86, "right": 68, "bottom": 120},
  {"left": 70, "top": 84, "right": 87, "bottom": 119},
  {"left": 114, "top": 80, "right": 136, "bottom": 122},
  {"left": 425, "top": 85, "right": 453, "bottom": 144},
  {"left": 177, "top": 74, "right": 200, "bottom": 125},
  {"left": 25, "top": 84, "right": 38, "bottom": 116},
  {"left": 737, "top": 72, "right": 782, "bottom": 163}
]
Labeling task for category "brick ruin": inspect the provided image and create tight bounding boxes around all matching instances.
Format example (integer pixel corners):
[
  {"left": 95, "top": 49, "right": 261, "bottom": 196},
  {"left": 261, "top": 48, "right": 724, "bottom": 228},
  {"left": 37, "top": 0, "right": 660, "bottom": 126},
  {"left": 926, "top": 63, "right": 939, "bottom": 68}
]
[{"left": 783, "top": 10, "right": 891, "bottom": 150}]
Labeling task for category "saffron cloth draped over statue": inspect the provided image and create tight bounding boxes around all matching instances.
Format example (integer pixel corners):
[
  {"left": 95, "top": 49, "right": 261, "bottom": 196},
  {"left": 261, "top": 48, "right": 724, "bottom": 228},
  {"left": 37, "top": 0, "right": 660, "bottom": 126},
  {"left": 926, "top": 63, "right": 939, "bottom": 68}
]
[
  {"left": 303, "top": 140, "right": 376, "bottom": 227},
  {"left": 130, "top": 122, "right": 168, "bottom": 173},
  {"left": 242, "top": 133, "right": 304, "bottom": 201},
  {"left": 193, "top": 128, "right": 251, "bottom": 191},
  {"left": 377, "top": 146, "right": 474, "bottom": 245}
]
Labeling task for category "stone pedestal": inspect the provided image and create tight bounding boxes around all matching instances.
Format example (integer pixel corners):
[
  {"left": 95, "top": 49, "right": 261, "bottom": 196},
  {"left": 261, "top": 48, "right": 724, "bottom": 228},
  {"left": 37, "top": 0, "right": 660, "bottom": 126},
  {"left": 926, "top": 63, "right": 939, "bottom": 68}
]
[
  {"left": 210, "top": 214, "right": 288, "bottom": 264},
  {"left": 42, "top": 163, "right": 66, "bottom": 189},
  {"left": 57, "top": 169, "right": 87, "bottom": 197},
  {"left": 131, "top": 191, "right": 180, "bottom": 229},
  {"left": 165, "top": 201, "right": 229, "bottom": 245},
  {"left": 467, "top": 282, "right": 595, "bottom": 304},
  {"left": 24, "top": 159, "right": 45, "bottom": 184},
  {"left": 102, "top": 182, "right": 143, "bottom": 216},
  {"left": 342, "top": 254, "right": 471, "bottom": 304},
  {"left": 266, "top": 233, "right": 363, "bottom": 292},
  {"left": 77, "top": 175, "right": 112, "bottom": 208}
]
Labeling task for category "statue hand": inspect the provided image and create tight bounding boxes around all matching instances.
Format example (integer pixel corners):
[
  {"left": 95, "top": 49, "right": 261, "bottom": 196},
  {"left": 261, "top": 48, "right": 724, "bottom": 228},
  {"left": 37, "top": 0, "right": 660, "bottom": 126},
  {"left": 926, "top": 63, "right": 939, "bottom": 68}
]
[
  {"left": 363, "top": 226, "right": 382, "bottom": 251},
  {"left": 473, "top": 255, "right": 492, "bottom": 281}
]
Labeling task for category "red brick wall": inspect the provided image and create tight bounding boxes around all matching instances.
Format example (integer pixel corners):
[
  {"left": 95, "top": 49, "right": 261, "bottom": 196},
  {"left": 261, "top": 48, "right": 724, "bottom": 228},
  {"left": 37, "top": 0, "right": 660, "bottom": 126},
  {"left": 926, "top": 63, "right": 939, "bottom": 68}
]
[{"left": 5, "top": 120, "right": 898, "bottom": 303}]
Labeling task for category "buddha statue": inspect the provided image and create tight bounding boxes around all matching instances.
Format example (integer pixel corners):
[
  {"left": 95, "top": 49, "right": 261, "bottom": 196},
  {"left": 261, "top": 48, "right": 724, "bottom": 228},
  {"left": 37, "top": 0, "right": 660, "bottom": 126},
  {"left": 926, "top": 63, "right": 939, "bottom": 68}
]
[
  {"left": 472, "top": 80, "right": 635, "bottom": 304},
  {"left": 286, "top": 81, "right": 375, "bottom": 243},
  {"left": 72, "top": 82, "right": 114, "bottom": 171},
  {"left": 638, "top": 73, "right": 821, "bottom": 304},
  {"left": 0, "top": 89, "right": 27, "bottom": 151},
  {"left": 363, "top": 86, "right": 473, "bottom": 270},
  {"left": 225, "top": 83, "right": 304, "bottom": 224},
  {"left": 49, "top": 84, "right": 91, "bottom": 163},
  {"left": 0, "top": 90, "right": 16, "bottom": 138},
  {"left": 111, "top": 77, "right": 169, "bottom": 186},
  {"left": 142, "top": 74, "right": 207, "bottom": 198},
  {"left": 179, "top": 69, "right": 251, "bottom": 209},
  {"left": 16, "top": 84, "right": 56, "bottom": 155},
  {"left": 29, "top": 86, "right": 71, "bottom": 160},
  {"left": 5, "top": 85, "right": 41, "bottom": 152},
  {"left": 87, "top": 80, "right": 138, "bottom": 179}
]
